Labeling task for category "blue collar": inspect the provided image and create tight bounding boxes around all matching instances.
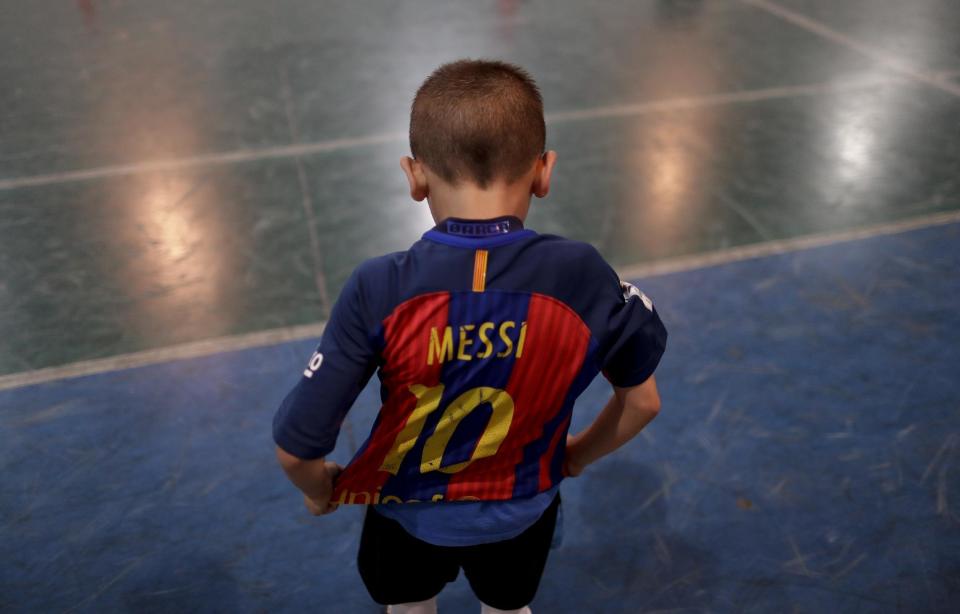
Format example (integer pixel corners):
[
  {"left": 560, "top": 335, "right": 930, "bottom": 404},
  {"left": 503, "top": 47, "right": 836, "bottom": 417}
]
[{"left": 423, "top": 216, "right": 536, "bottom": 248}]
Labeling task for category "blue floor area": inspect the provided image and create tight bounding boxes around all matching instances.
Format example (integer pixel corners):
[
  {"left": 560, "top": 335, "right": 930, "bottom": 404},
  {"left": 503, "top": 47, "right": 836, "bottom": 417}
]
[{"left": 2, "top": 223, "right": 959, "bottom": 613}]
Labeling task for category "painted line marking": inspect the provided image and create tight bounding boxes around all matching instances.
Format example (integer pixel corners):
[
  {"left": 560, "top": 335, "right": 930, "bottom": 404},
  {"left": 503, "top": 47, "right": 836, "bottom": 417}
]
[
  {"left": 543, "top": 75, "right": 891, "bottom": 123},
  {"left": 934, "top": 68, "right": 960, "bottom": 80},
  {"left": 0, "top": 133, "right": 408, "bottom": 192},
  {"left": 0, "top": 74, "right": 913, "bottom": 193},
  {"left": 739, "top": 0, "right": 960, "bottom": 98},
  {"left": 0, "top": 323, "right": 326, "bottom": 392},
  {"left": 1, "top": 209, "right": 958, "bottom": 392},
  {"left": 618, "top": 210, "right": 960, "bottom": 280}
]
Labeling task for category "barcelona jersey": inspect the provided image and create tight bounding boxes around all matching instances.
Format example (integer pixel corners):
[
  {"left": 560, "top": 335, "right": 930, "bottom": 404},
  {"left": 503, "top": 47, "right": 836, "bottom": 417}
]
[{"left": 273, "top": 216, "right": 667, "bottom": 509}]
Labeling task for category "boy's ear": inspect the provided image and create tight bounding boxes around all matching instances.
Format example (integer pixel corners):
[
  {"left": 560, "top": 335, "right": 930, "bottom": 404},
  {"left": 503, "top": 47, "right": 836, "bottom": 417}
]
[
  {"left": 532, "top": 150, "right": 557, "bottom": 199},
  {"left": 400, "top": 156, "right": 429, "bottom": 202}
]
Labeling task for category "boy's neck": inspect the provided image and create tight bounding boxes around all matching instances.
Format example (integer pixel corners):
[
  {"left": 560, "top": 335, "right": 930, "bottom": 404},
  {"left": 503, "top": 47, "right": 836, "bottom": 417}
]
[{"left": 428, "top": 180, "right": 531, "bottom": 224}]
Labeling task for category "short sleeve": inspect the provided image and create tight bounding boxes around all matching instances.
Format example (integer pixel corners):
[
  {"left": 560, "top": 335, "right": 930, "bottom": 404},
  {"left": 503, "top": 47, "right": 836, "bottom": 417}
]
[
  {"left": 272, "top": 267, "right": 381, "bottom": 459},
  {"left": 597, "top": 267, "right": 668, "bottom": 388}
]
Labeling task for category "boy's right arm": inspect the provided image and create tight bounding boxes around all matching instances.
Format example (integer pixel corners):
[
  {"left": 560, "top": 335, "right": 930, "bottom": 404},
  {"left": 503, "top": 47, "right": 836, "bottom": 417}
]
[
  {"left": 272, "top": 265, "right": 382, "bottom": 512},
  {"left": 564, "top": 375, "right": 661, "bottom": 476}
]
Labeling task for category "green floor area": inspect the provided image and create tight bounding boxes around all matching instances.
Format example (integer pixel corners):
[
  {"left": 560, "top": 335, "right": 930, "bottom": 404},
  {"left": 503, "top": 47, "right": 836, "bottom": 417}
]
[{"left": 1, "top": 0, "right": 959, "bottom": 375}]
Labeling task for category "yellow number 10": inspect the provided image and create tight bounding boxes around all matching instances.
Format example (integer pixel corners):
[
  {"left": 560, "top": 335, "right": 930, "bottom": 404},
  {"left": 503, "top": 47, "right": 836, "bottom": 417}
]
[{"left": 378, "top": 384, "right": 515, "bottom": 475}]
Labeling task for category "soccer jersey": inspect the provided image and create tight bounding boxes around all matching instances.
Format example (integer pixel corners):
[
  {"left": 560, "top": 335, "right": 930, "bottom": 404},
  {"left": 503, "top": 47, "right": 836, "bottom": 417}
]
[{"left": 273, "top": 216, "right": 667, "bottom": 544}]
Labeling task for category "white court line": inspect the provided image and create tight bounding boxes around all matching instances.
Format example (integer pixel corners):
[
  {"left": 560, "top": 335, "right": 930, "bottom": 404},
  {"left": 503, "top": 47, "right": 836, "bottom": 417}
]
[
  {"left": 0, "top": 133, "right": 408, "bottom": 192},
  {"left": 1, "top": 209, "right": 958, "bottom": 393},
  {"left": 739, "top": 0, "right": 960, "bottom": 98},
  {"left": 543, "top": 75, "right": 890, "bottom": 123},
  {"left": 0, "top": 75, "right": 907, "bottom": 193},
  {"left": 934, "top": 68, "right": 960, "bottom": 80},
  {"left": 617, "top": 209, "right": 960, "bottom": 280},
  {"left": 0, "top": 323, "right": 326, "bottom": 392}
]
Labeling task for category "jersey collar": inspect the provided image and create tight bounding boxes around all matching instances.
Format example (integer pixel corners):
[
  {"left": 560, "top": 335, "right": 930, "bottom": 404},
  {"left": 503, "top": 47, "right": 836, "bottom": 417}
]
[{"left": 423, "top": 216, "right": 535, "bottom": 248}]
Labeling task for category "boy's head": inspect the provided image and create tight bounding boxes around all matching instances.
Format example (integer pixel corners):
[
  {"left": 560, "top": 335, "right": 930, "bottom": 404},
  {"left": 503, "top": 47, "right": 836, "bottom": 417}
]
[{"left": 408, "top": 59, "right": 547, "bottom": 189}]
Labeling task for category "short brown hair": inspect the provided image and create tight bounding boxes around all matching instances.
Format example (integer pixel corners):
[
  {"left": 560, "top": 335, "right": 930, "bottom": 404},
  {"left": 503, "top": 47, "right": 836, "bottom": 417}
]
[{"left": 409, "top": 59, "right": 546, "bottom": 188}]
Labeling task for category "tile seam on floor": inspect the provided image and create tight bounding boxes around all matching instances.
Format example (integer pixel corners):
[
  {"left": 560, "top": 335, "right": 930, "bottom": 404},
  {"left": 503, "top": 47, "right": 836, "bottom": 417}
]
[
  {"left": 279, "top": 66, "right": 350, "bottom": 452},
  {"left": 0, "top": 75, "right": 910, "bottom": 193},
  {"left": 1, "top": 209, "right": 958, "bottom": 393},
  {"left": 714, "top": 192, "right": 776, "bottom": 242},
  {"left": 739, "top": 0, "right": 960, "bottom": 98},
  {"left": 281, "top": 66, "right": 331, "bottom": 314}
]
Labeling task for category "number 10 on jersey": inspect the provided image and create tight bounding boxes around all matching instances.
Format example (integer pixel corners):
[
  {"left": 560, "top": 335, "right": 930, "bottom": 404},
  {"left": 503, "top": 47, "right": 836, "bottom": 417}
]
[{"left": 379, "top": 384, "right": 515, "bottom": 475}]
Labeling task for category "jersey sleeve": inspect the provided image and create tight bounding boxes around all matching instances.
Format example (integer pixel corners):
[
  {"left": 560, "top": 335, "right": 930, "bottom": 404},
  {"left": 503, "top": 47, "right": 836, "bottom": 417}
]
[
  {"left": 272, "top": 267, "right": 382, "bottom": 459},
  {"left": 595, "top": 260, "right": 668, "bottom": 388}
]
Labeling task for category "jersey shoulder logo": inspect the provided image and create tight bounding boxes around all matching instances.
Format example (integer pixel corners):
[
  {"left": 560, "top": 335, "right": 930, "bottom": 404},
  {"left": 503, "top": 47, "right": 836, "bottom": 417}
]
[{"left": 621, "top": 281, "right": 653, "bottom": 311}]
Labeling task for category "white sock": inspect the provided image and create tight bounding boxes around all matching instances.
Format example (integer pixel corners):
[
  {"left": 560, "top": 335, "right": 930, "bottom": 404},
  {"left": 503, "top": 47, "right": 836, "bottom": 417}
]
[
  {"left": 386, "top": 597, "right": 438, "bottom": 614},
  {"left": 480, "top": 603, "right": 531, "bottom": 614}
]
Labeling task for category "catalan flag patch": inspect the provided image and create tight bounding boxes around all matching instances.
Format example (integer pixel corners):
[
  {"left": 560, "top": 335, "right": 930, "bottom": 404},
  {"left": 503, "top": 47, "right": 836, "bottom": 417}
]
[{"left": 473, "top": 249, "right": 488, "bottom": 292}]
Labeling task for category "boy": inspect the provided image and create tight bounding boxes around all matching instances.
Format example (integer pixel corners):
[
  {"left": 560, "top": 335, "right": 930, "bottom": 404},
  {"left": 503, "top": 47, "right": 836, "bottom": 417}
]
[{"left": 273, "top": 59, "right": 666, "bottom": 614}]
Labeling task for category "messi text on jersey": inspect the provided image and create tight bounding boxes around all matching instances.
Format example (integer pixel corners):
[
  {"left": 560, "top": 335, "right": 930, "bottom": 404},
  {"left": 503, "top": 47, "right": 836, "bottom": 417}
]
[{"left": 427, "top": 321, "right": 528, "bottom": 365}]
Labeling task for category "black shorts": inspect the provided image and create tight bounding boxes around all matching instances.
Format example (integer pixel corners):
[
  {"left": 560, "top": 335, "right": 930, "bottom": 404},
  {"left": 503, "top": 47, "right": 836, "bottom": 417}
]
[{"left": 357, "top": 495, "right": 560, "bottom": 610}]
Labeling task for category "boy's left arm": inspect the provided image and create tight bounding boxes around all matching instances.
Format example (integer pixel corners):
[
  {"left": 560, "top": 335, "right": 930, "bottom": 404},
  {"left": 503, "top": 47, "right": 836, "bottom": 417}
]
[{"left": 272, "top": 267, "right": 381, "bottom": 515}]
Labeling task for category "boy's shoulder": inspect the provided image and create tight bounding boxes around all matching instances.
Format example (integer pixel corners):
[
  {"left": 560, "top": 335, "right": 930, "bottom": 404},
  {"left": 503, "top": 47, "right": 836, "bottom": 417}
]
[
  {"left": 344, "top": 251, "right": 407, "bottom": 304},
  {"left": 531, "top": 233, "right": 621, "bottom": 283},
  {"left": 533, "top": 232, "right": 608, "bottom": 260},
  {"left": 352, "top": 250, "right": 406, "bottom": 280}
]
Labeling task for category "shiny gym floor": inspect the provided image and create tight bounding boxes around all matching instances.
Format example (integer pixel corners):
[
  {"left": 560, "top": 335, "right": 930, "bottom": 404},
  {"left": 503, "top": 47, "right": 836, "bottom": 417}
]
[{"left": 2, "top": 1, "right": 959, "bottom": 612}]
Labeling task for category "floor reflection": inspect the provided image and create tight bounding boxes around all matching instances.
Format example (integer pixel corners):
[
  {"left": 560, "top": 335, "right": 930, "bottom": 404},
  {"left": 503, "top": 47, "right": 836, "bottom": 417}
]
[
  {"left": 615, "top": 13, "right": 719, "bottom": 258},
  {"left": 819, "top": 84, "right": 906, "bottom": 204},
  {"left": 84, "top": 32, "right": 237, "bottom": 343},
  {"left": 111, "top": 172, "right": 234, "bottom": 342}
]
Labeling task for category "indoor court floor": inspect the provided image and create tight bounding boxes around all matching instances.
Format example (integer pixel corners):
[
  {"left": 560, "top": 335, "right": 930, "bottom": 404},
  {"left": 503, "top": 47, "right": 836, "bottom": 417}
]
[{"left": 2, "top": 1, "right": 959, "bottom": 612}]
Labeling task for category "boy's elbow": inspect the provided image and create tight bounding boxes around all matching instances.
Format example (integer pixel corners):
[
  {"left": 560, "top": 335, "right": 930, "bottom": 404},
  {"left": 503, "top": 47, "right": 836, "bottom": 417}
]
[
  {"left": 276, "top": 445, "right": 308, "bottom": 471},
  {"left": 617, "top": 375, "right": 661, "bottom": 417},
  {"left": 630, "top": 396, "right": 660, "bottom": 417}
]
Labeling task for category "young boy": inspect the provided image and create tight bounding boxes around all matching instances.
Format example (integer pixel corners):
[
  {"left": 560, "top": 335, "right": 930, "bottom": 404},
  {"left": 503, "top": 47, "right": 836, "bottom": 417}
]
[{"left": 273, "top": 60, "right": 666, "bottom": 614}]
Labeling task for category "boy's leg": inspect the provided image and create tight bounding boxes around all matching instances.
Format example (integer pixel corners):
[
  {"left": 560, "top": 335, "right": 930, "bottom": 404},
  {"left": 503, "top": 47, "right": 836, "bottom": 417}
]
[
  {"left": 479, "top": 603, "right": 532, "bottom": 614},
  {"left": 386, "top": 597, "right": 438, "bottom": 614},
  {"left": 459, "top": 495, "right": 560, "bottom": 611},
  {"left": 357, "top": 506, "right": 459, "bottom": 606}
]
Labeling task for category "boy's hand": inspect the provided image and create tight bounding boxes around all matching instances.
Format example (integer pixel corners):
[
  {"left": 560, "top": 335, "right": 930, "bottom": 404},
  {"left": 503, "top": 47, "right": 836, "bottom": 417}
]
[
  {"left": 303, "top": 461, "right": 343, "bottom": 515},
  {"left": 304, "top": 493, "right": 339, "bottom": 515}
]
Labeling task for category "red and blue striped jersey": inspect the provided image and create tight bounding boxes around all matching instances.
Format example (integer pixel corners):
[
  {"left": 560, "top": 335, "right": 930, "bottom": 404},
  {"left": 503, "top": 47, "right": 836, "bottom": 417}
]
[{"left": 273, "top": 216, "right": 667, "bottom": 507}]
